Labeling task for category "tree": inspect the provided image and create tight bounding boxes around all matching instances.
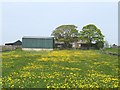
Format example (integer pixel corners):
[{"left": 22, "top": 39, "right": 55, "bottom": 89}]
[
  {"left": 51, "top": 25, "right": 79, "bottom": 48},
  {"left": 79, "top": 24, "right": 104, "bottom": 49}
]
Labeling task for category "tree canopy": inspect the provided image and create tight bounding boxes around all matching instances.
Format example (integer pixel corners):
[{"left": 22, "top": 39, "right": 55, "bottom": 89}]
[
  {"left": 79, "top": 24, "right": 104, "bottom": 43},
  {"left": 51, "top": 25, "right": 79, "bottom": 48},
  {"left": 51, "top": 24, "right": 105, "bottom": 49},
  {"left": 79, "top": 24, "right": 104, "bottom": 49}
]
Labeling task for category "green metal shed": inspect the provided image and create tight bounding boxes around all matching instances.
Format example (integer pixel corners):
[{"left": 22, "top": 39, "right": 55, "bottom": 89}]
[{"left": 22, "top": 36, "right": 54, "bottom": 50}]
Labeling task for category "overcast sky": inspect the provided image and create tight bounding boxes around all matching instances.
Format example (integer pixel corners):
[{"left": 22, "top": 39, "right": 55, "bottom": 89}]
[{"left": 1, "top": 1, "right": 118, "bottom": 45}]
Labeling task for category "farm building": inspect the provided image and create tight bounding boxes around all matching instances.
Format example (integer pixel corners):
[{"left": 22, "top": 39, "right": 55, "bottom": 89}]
[
  {"left": 5, "top": 40, "right": 22, "bottom": 46},
  {"left": 54, "top": 41, "right": 64, "bottom": 49},
  {"left": 22, "top": 36, "right": 54, "bottom": 50},
  {"left": 4, "top": 40, "right": 22, "bottom": 50}
]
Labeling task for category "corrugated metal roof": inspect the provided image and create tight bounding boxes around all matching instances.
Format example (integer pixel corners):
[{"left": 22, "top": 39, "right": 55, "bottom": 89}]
[{"left": 22, "top": 36, "right": 54, "bottom": 39}]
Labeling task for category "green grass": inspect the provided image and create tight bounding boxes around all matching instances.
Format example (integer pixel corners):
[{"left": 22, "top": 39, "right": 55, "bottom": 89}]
[
  {"left": 1, "top": 50, "right": 119, "bottom": 88},
  {"left": 103, "top": 48, "right": 119, "bottom": 54}
]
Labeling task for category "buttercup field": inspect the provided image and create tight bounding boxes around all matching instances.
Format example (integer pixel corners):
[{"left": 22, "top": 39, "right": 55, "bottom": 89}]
[{"left": 2, "top": 49, "right": 118, "bottom": 88}]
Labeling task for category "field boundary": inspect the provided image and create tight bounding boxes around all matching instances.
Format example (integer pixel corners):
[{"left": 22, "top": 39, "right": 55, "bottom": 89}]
[{"left": 101, "top": 50, "right": 120, "bottom": 56}]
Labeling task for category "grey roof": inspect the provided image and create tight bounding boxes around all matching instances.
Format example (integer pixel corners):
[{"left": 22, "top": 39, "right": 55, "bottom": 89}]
[
  {"left": 22, "top": 36, "right": 54, "bottom": 39},
  {"left": 5, "top": 40, "right": 22, "bottom": 45}
]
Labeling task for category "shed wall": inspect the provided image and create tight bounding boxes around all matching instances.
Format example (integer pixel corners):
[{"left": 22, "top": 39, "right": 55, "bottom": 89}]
[{"left": 22, "top": 38, "right": 54, "bottom": 49}]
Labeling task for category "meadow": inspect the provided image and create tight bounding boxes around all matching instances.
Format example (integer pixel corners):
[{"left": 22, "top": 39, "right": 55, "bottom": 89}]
[
  {"left": 103, "top": 48, "right": 119, "bottom": 54},
  {"left": 1, "top": 49, "right": 119, "bottom": 88}
]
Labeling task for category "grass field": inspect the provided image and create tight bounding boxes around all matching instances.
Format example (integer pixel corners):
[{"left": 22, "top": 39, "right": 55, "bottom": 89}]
[
  {"left": 1, "top": 50, "right": 119, "bottom": 88},
  {"left": 103, "top": 48, "right": 119, "bottom": 54}
]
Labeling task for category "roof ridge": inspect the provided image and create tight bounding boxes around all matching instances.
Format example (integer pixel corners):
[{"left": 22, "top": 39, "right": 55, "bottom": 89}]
[{"left": 22, "top": 36, "right": 54, "bottom": 38}]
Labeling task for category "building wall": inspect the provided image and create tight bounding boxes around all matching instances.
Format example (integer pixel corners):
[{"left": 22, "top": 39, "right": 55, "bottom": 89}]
[
  {"left": 22, "top": 48, "right": 53, "bottom": 51},
  {"left": 22, "top": 37, "right": 54, "bottom": 49}
]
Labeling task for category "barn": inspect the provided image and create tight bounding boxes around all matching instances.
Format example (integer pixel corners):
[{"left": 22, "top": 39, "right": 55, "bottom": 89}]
[{"left": 22, "top": 36, "right": 54, "bottom": 50}]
